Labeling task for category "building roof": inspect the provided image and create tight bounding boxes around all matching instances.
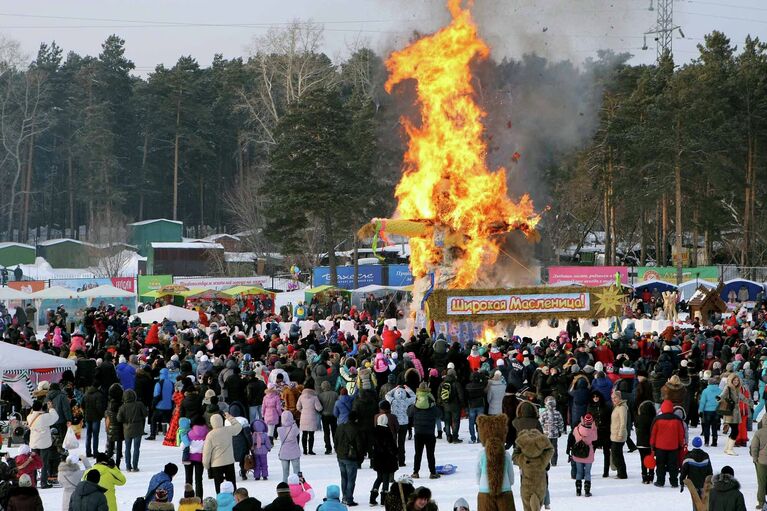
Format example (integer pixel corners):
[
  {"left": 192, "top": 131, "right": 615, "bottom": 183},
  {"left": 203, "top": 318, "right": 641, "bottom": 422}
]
[
  {"left": 0, "top": 242, "right": 35, "bottom": 251},
  {"left": 128, "top": 218, "right": 183, "bottom": 227},
  {"left": 205, "top": 233, "right": 241, "bottom": 242},
  {"left": 37, "top": 238, "right": 96, "bottom": 248},
  {"left": 150, "top": 242, "right": 223, "bottom": 250}
]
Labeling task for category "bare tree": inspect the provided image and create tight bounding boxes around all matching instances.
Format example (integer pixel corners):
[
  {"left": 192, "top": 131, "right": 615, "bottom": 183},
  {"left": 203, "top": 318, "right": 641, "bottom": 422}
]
[{"left": 86, "top": 210, "right": 133, "bottom": 278}]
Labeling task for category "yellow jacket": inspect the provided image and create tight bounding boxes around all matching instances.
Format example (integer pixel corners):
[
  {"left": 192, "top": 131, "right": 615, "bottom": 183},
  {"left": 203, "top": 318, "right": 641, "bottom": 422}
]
[
  {"left": 178, "top": 497, "right": 203, "bottom": 511},
  {"left": 83, "top": 463, "right": 126, "bottom": 511}
]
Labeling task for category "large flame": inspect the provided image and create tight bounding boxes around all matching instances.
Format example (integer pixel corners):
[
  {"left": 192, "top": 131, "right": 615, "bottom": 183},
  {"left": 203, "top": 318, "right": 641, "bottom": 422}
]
[{"left": 385, "top": 0, "right": 539, "bottom": 289}]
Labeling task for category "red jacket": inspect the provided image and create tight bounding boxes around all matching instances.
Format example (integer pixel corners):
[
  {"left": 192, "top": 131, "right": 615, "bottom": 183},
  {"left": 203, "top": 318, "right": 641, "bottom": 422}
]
[
  {"left": 382, "top": 327, "right": 401, "bottom": 352},
  {"left": 650, "top": 400, "right": 685, "bottom": 451},
  {"left": 594, "top": 346, "right": 615, "bottom": 366},
  {"left": 145, "top": 323, "right": 160, "bottom": 345}
]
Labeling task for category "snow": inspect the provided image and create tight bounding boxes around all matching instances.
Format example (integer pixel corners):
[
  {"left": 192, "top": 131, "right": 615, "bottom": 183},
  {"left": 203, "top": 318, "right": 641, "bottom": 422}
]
[
  {"left": 37, "top": 238, "right": 96, "bottom": 247},
  {"left": 36, "top": 419, "right": 763, "bottom": 511},
  {"left": 0, "top": 242, "right": 35, "bottom": 250},
  {"left": 128, "top": 218, "right": 183, "bottom": 226},
  {"left": 151, "top": 242, "right": 224, "bottom": 250}
]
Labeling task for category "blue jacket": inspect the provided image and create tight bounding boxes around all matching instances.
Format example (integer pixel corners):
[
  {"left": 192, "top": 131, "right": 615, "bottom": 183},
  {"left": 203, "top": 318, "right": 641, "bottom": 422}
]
[
  {"left": 591, "top": 377, "right": 613, "bottom": 403},
  {"left": 145, "top": 471, "right": 174, "bottom": 505},
  {"left": 333, "top": 395, "right": 355, "bottom": 424},
  {"left": 699, "top": 383, "right": 721, "bottom": 413},
  {"left": 217, "top": 492, "right": 236, "bottom": 511},
  {"left": 153, "top": 368, "right": 175, "bottom": 410},
  {"left": 317, "top": 485, "right": 347, "bottom": 511},
  {"left": 116, "top": 363, "right": 136, "bottom": 391}
]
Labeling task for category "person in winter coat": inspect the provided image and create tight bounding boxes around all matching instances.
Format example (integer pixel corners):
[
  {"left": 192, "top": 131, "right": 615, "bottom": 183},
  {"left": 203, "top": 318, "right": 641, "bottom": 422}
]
[
  {"left": 411, "top": 383, "right": 442, "bottom": 480},
  {"left": 287, "top": 473, "right": 314, "bottom": 509},
  {"left": 439, "top": 369, "right": 465, "bottom": 443},
  {"left": 699, "top": 376, "right": 722, "bottom": 447},
  {"left": 145, "top": 463, "right": 179, "bottom": 508},
  {"left": 84, "top": 453, "right": 126, "bottom": 511},
  {"left": 650, "top": 399, "right": 686, "bottom": 488},
  {"left": 512, "top": 401, "right": 542, "bottom": 434},
  {"left": 149, "top": 368, "right": 175, "bottom": 440},
  {"left": 370, "top": 414, "right": 398, "bottom": 505},
  {"left": 750, "top": 415, "right": 767, "bottom": 508},
  {"left": 485, "top": 372, "right": 505, "bottom": 416},
  {"left": 386, "top": 385, "right": 416, "bottom": 464},
  {"left": 264, "top": 483, "right": 303, "bottom": 511},
  {"left": 69, "top": 469, "right": 108, "bottom": 511},
  {"left": 475, "top": 414, "right": 515, "bottom": 511},
  {"left": 681, "top": 436, "right": 712, "bottom": 501},
  {"left": 318, "top": 381, "right": 339, "bottom": 454},
  {"left": 317, "top": 485, "right": 347, "bottom": 511},
  {"left": 59, "top": 453, "right": 91, "bottom": 510},
  {"left": 720, "top": 374, "right": 746, "bottom": 456},
  {"left": 116, "top": 389, "right": 147, "bottom": 472},
  {"left": 251, "top": 419, "right": 272, "bottom": 480},
  {"left": 661, "top": 374, "right": 687, "bottom": 408},
  {"left": 262, "top": 388, "right": 283, "bottom": 439},
  {"left": 105, "top": 383, "right": 124, "bottom": 470},
  {"left": 465, "top": 372, "right": 486, "bottom": 444},
  {"left": 184, "top": 415, "right": 209, "bottom": 499},
  {"left": 609, "top": 390, "right": 629, "bottom": 479},
  {"left": 586, "top": 390, "right": 612, "bottom": 478},
  {"left": 233, "top": 487, "right": 260, "bottom": 511},
  {"left": 82, "top": 386, "right": 107, "bottom": 458},
  {"left": 27, "top": 400, "right": 59, "bottom": 489},
  {"left": 148, "top": 487, "right": 175, "bottom": 511},
  {"left": 569, "top": 376, "right": 590, "bottom": 429},
  {"left": 116, "top": 357, "right": 136, "bottom": 391},
  {"left": 14, "top": 445, "right": 42, "bottom": 487},
  {"left": 217, "top": 480, "right": 237, "bottom": 511},
  {"left": 635, "top": 399, "right": 657, "bottom": 484},
  {"left": 277, "top": 410, "right": 302, "bottom": 484},
  {"left": 571, "top": 413, "right": 597, "bottom": 497},
  {"left": 178, "top": 484, "right": 202, "bottom": 511},
  {"left": 231, "top": 417, "right": 252, "bottom": 480},
  {"left": 296, "top": 384, "right": 323, "bottom": 455},
  {"left": 405, "top": 487, "right": 438, "bottom": 511},
  {"left": 5, "top": 474, "right": 43, "bottom": 511},
  {"left": 708, "top": 465, "right": 746, "bottom": 511},
  {"left": 335, "top": 411, "right": 364, "bottom": 506},
  {"left": 512, "top": 428, "right": 554, "bottom": 511},
  {"left": 539, "top": 396, "right": 565, "bottom": 466},
  {"left": 334, "top": 389, "right": 355, "bottom": 426},
  {"left": 203, "top": 413, "right": 243, "bottom": 493}
]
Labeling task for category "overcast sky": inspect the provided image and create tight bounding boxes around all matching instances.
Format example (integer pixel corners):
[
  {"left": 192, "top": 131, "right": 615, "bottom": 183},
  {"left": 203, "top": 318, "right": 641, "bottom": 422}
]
[{"left": 1, "top": 0, "right": 765, "bottom": 74}]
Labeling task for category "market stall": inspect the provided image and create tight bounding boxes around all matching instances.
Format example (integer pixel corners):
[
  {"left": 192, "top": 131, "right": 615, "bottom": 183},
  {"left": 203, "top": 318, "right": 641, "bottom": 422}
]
[
  {"left": 30, "top": 286, "right": 86, "bottom": 327},
  {"left": 78, "top": 284, "right": 137, "bottom": 312},
  {"left": 721, "top": 278, "right": 764, "bottom": 303},
  {"left": 350, "top": 284, "right": 409, "bottom": 307},
  {"left": 132, "top": 304, "right": 200, "bottom": 324},
  {"left": 0, "top": 342, "right": 76, "bottom": 405},
  {"left": 304, "top": 285, "right": 350, "bottom": 305},
  {"left": 677, "top": 279, "right": 717, "bottom": 302},
  {"left": 222, "top": 285, "right": 275, "bottom": 313},
  {"left": 632, "top": 279, "right": 678, "bottom": 296}
]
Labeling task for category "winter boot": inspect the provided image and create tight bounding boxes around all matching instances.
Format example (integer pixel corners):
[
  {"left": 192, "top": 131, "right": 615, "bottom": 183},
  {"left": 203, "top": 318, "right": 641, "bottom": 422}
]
[
  {"left": 369, "top": 490, "right": 378, "bottom": 506},
  {"left": 725, "top": 438, "right": 738, "bottom": 455},
  {"left": 575, "top": 480, "right": 582, "bottom": 496},
  {"left": 711, "top": 437, "right": 717, "bottom": 447},
  {"left": 584, "top": 481, "right": 592, "bottom": 497}
]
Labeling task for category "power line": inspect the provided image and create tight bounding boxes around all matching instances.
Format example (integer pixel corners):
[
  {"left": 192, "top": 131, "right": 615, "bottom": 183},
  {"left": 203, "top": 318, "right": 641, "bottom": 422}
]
[
  {"left": 677, "top": 10, "right": 767, "bottom": 24},
  {"left": 685, "top": 0, "right": 767, "bottom": 13}
]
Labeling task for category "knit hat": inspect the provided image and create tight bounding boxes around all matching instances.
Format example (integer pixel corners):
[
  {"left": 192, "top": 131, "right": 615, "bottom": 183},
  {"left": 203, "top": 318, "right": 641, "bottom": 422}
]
[
  {"left": 582, "top": 413, "right": 594, "bottom": 428},
  {"left": 692, "top": 437, "right": 703, "bottom": 448},
  {"left": 447, "top": 362, "right": 455, "bottom": 370},
  {"left": 277, "top": 482, "right": 291, "bottom": 495},
  {"left": 184, "top": 483, "right": 195, "bottom": 498},
  {"left": 415, "top": 487, "right": 432, "bottom": 500},
  {"left": 18, "top": 474, "right": 32, "bottom": 487},
  {"left": 376, "top": 414, "right": 389, "bottom": 427},
  {"left": 203, "top": 389, "right": 216, "bottom": 404},
  {"left": 721, "top": 465, "right": 734, "bottom": 476},
  {"left": 594, "top": 361, "right": 604, "bottom": 372},
  {"left": 155, "top": 488, "right": 169, "bottom": 502},
  {"left": 287, "top": 474, "right": 300, "bottom": 485},
  {"left": 220, "top": 481, "right": 234, "bottom": 494},
  {"left": 429, "top": 368, "right": 438, "bottom": 378},
  {"left": 453, "top": 497, "right": 470, "bottom": 511},
  {"left": 378, "top": 400, "right": 391, "bottom": 412},
  {"left": 496, "top": 359, "right": 504, "bottom": 366}
]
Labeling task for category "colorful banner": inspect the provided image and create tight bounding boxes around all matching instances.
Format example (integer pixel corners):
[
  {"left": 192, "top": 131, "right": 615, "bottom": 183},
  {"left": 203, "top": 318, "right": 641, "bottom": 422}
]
[
  {"left": 428, "top": 285, "right": 626, "bottom": 322},
  {"left": 548, "top": 266, "right": 628, "bottom": 286},
  {"left": 446, "top": 292, "right": 590, "bottom": 316},
  {"left": 8, "top": 281, "right": 45, "bottom": 293},
  {"left": 312, "top": 265, "right": 385, "bottom": 289},
  {"left": 387, "top": 264, "right": 413, "bottom": 286},
  {"left": 173, "top": 276, "right": 270, "bottom": 290},
  {"left": 138, "top": 274, "right": 173, "bottom": 296},
  {"left": 635, "top": 266, "right": 719, "bottom": 283}
]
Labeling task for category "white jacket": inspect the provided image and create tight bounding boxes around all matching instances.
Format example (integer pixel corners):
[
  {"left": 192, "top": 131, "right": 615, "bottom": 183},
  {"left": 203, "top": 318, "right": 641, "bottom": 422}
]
[{"left": 27, "top": 409, "right": 59, "bottom": 449}]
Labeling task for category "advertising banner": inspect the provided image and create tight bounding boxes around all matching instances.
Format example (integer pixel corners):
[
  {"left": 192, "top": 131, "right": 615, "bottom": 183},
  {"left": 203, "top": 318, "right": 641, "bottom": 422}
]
[
  {"left": 636, "top": 266, "right": 719, "bottom": 283},
  {"left": 428, "top": 285, "right": 626, "bottom": 322},
  {"left": 173, "top": 276, "right": 270, "bottom": 290},
  {"left": 138, "top": 274, "right": 173, "bottom": 296},
  {"left": 548, "top": 266, "right": 627, "bottom": 286},
  {"left": 387, "top": 264, "right": 414, "bottom": 286},
  {"left": 312, "top": 265, "right": 384, "bottom": 289},
  {"left": 8, "top": 281, "right": 45, "bottom": 293}
]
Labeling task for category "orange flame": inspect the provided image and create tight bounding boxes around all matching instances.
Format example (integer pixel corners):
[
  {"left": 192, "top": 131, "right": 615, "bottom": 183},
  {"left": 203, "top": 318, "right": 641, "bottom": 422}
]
[{"left": 385, "top": 0, "right": 539, "bottom": 289}]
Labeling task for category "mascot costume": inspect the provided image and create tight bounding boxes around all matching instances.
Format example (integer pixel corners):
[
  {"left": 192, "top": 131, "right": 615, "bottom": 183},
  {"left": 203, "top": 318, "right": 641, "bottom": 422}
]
[
  {"left": 476, "top": 414, "right": 516, "bottom": 511},
  {"left": 512, "top": 428, "right": 554, "bottom": 511}
]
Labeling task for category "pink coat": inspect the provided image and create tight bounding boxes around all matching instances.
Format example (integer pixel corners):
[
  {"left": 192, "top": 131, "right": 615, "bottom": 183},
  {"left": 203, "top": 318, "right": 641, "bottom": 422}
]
[
  {"left": 187, "top": 424, "right": 210, "bottom": 463},
  {"left": 289, "top": 481, "right": 313, "bottom": 508},
  {"left": 572, "top": 423, "right": 598, "bottom": 464},
  {"left": 70, "top": 334, "right": 85, "bottom": 353},
  {"left": 262, "top": 391, "right": 283, "bottom": 426},
  {"left": 373, "top": 353, "right": 388, "bottom": 374},
  {"left": 296, "top": 388, "right": 322, "bottom": 431},
  {"left": 53, "top": 327, "right": 63, "bottom": 349}
]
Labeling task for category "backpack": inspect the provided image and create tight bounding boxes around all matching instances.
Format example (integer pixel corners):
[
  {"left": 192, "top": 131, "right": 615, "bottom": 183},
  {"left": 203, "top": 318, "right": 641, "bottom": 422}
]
[
  {"left": 571, "top": 440, "right": 590, "bottom": 459},
  {"left": 439, "top": 381, "right": 453, "bottom": 404}
]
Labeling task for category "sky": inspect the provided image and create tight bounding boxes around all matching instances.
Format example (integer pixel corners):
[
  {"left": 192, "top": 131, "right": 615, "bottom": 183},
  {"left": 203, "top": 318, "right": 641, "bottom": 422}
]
[{"left": 0, "top": 0, "right": 765, "bottom": 73}]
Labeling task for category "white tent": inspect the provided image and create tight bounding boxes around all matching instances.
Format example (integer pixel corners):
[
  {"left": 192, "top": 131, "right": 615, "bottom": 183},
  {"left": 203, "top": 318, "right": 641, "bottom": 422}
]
[
  {"left": 0, "top": 342, "right": 76, "bottom": 405},
  {"left": 78, "top": 285, "right": 135, "bottom": 298},
  {"left": 351, "top": 284, "right": 407, "bottom": 307},
  {"left": 133, "top": 305, "right": 200, "bottom": 324},
  {"left": 677, "top": 279, "right": 717, "bottom": 302},
  {"left": 0, "top": 287, "right": 30, "bottom": 300},
  {"left": 30, "top": 286, "right": 80, "bottom": 299}
]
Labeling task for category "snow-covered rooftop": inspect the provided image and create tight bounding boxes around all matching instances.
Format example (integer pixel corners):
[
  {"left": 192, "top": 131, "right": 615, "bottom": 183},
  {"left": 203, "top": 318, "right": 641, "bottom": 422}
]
[
  {"left": 151, "top": 242, "right": 223, "bottom": 250},
  {"left": 0, "top": 242, "right": 35, "bottom": 250},
  {"left": 127, "top": 218, "right": 183, "bottom": 227},
  {"left": 37, "top": 238, "right": 96, "bottom": 248}
]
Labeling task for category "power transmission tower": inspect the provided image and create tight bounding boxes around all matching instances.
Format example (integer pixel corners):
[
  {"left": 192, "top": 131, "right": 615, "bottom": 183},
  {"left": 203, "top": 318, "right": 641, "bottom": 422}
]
[{"left": 642, "top": 0, "right": 684, "bottom": 61}]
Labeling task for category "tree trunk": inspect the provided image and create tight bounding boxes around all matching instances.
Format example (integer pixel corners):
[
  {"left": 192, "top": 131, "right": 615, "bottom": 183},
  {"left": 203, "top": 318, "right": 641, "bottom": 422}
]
[
  {"left": 661, "top": 193, "right": 668, "bottom": 266},
  {"left": 21, "top": 134, "right": 34, "bottom": 243},
  {"left": 172, "top": 89, "right": 182, "bottom": 220},
  {"left": 199, "top": 173, "right": 204, "bottom": 232},
  {"left": 324, "top": 215, "right": 337, "bottom": 286},
  {"left": 603, "top": 168, "right": 611, "bottom": 266},
  {"left": 742, "top": 134, "right": 753, "bottom": 266},
  {"left": 139, "top": 131, "right": 149, "bottom": 221},
  {"left": 640, "top": 206, "right": 646, "bottom": 266},
  {"left": 353, "top": 232, "right": 359, "bottom": 289},
  {"left": 692, "top": 207, "right": 699, "bottom": 268},
  {"left": 675, "top": 119, "right": 683, "bottom": 284},
  {"left": 68, "top": 152, "right": 75, "bottom": 238}
]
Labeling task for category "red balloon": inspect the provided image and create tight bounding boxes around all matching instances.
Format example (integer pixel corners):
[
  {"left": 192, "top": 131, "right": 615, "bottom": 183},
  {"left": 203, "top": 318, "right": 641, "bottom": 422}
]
[{"left": 643, "top": 453, "right": 657, "bottom": 469}]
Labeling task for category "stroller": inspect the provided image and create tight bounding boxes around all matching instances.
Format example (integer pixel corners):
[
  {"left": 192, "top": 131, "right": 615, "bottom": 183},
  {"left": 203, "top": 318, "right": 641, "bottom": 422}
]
[{"left": 6, "top": 413, "right": 27, "bottom": 448}]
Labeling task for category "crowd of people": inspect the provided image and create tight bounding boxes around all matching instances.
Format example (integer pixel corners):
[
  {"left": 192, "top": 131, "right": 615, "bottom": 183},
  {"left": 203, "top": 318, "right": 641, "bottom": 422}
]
[{"left": 0, "top": 293, "right": 761, "bottom": 511}]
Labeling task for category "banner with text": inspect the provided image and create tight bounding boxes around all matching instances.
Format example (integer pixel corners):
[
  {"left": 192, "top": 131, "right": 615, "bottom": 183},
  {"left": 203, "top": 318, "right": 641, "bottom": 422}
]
[
  {"left": 635, "top": 266, "right": 719, "bottom": 283},
  {"left": 173, "top": 276, "right": 270, "bottom": 290},
  {"left": 387, "top": 264, "right": 413, "bottom": 287},
  {"left": 53, "top": 277, "right": 136, "bottom": 293},
  {"left": 138, "top": 275, "right": 173, "bottom": 297},
  {"left": 548, "top": 266, "right": 627, "bottom": 286},
  {"left": 428, "top": 285, "right": 625, "bottom": 322},
  {"left": 312, "top": 265, "right": 384, "bottom": 289}
]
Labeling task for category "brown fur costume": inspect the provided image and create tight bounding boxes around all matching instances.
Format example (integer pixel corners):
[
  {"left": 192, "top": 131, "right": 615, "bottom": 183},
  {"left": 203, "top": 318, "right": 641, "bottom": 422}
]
[
  {"left": 476, "top": 414, "right": 516, "bottom": 511},
  {"left": 512, "top": 429, "right": 554, "bottom": 511}
]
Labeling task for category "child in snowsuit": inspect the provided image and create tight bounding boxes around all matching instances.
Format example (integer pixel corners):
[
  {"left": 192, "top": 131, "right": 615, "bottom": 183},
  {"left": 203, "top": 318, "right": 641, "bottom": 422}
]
[
  {"left": 680, "top": 436, "right": 712, "bottom": 500},
  {"left": 288, "top": 473, "right": 314, "bottom": 508},
  {"left": 251, "top": 419, "right": 272, "bottom": 480},
  {"left": 539, "top": 396, "right": 565, "bottom": 466}
]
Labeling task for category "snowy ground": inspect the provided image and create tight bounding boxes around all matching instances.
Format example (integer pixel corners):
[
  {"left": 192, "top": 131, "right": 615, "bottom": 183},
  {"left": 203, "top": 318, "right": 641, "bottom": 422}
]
[{"left": 35, "top": 419, "right": 760, "bottom": 511}]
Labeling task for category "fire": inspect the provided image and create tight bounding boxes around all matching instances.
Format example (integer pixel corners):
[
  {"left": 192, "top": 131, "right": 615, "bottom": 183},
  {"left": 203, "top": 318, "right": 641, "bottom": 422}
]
[{"left": 385, "top": 0, "right": 539, "bottom": 289}]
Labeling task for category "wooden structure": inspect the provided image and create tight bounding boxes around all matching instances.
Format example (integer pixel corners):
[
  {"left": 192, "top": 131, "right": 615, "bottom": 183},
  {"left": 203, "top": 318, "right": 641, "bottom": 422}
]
[{"left": 688, "top": 282, "right": 727, "bottom": 325}]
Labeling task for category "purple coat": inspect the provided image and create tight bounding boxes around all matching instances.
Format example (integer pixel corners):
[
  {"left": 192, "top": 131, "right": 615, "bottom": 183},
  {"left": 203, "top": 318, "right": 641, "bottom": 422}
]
[
  {"left": 251, "top": 420, "right": 272, "bottom": 456},
  {"left": 277, "top": 411, "right": 301, "bottom": 461},
  {"left": 296, "top": 388, "right": 323, "bottom": 431},
  {"left": 188, "top": 424, "right": 210, "bottom": 463},
  {"left": 262, "top": 391, "right": 283, "bottom": 426}
]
